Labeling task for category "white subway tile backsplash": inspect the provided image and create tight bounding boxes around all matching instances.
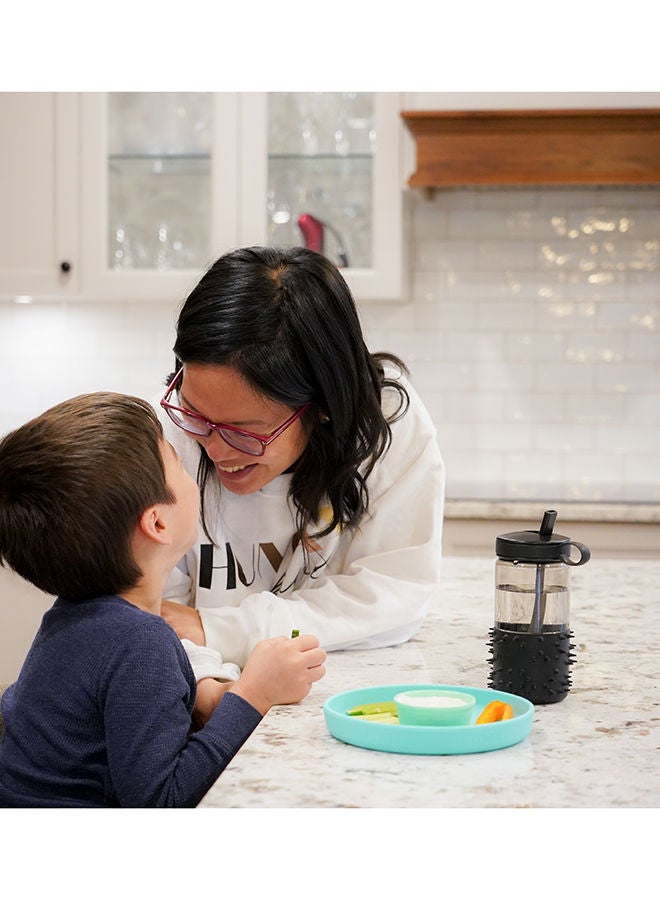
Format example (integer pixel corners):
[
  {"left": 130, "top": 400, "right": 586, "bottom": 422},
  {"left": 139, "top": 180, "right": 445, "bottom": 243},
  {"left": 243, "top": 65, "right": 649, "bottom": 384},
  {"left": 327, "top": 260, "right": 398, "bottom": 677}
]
[
  {"left": 443, "top": 332, "right": 504, "bottom": 362},
  {"left": 445, "top": 271, "right": 508, "bottom": 300},
  {"left": 595, "top": 423, "right": 657, "bottom": 455},
  {"left": 476, "top": 240, "right": 536, "bottom": 270},
  {"left": 444, "top": 392, "right": 504, "bottom": 423},
  {"left": 410, "top": 201, "right": 449, "bottom": 240},
  {"left": 359, "top": 302, "right": 416, "bottom": 334},
  {"left": 625, "top": 394, "right": 660, "bottom": 425},
  {"left": 564, "top": 452, "right": 624, "bottom": 487},
  {"left": 564, "top": 333, "right": 626, "bottom": 363},
  {"left": 430, "top": 188, "right": 478, "bottom": 211},
  {"left": 502, "top": 392, "right": 565, "bottom": 425},
  {"left": 627, "top": 271, "right": 660, "bottom": 300},
  {"left": 414, "top": 239, "right": 477, "bottom": 272},
  {"left": 447, "top": 209, "right": 511, "bottom": 239},
  {"left": 534, "top": 424, "right": 595, "bottom": 453},
  {"left": 412, "top": 299, "right": 477, "bottom": 332},
  {"left": 533, "top": 361, "right": 595, "bottom": 393},
  {"left": 503, "top": 452, "right": 564, "bottom": 488},
  {"left": 406, "top": 360, "right": 476, "bottom": 392},
  {"left": 504, "top": 211, "right": 557, "bottom": 240},
  {"left": 469, "top": 361, "right": 535, "bottom": 392},
  {"left": 564, "top": 392, "right": 625, "bottom": 425},
  {"left": 475, "top": 300, "right": 535, "bottom": 331},
  {"left": 595, "top": 362, "right": 657, "bottom": 394},
  {"left": 444, "top": 450, "right": 505, "bottom": 498},
  {"left": 436, "top": 423, "right": 477, "bottom": 451},
  {"left": 534, "top": 300, "right": 597, "bottom": 333},
  {"left": 400, "top": 186, "right": 660, "bottom": 502},
  {"left": 505, "top": 332, "right": 565, "bottom": 363},
  {"left": 619, "top": 210, "right": 660, "bottom": 239},
  {"left": 591, "top": 187, "right": 660, "bottom": 209},
  {"left": 622, "top": 454, "right": 660, "bottom": 492},
  {"left": 595, "top": 301, "right": 659, "bottom": 332},
  {"left": 476, "top": 188, "right": 540, "bottom": 211},
  {"left": 475, "top": 422, "right": 534, "bottom": 453},
  {"left": 535, "top": 188, "right": 601, "bottom": 210},
  {"left": 380, "top": 330, "right": 443, "bottom": 363},
  {"left": 535, "top": 238, "right": 621, "bottom": 273}
]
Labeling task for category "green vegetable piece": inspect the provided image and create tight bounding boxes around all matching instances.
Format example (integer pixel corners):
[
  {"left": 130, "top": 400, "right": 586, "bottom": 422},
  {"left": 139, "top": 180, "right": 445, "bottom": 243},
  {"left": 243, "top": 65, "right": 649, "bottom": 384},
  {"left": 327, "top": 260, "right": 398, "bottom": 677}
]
[
  {"left": 347, "top": 701, "right": 398, "bottom": 717},
  {"left": 290, "top": 629, "right": 300, "bottom": 638},
  {"left": 361, "top": 712, "right": 399, "bottom": 724}
]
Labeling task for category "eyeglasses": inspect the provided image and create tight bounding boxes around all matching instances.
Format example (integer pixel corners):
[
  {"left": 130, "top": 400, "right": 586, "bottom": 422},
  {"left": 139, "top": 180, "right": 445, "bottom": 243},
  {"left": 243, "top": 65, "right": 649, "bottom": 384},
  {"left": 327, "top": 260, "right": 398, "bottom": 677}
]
[{"left": 160, "top": 368, "right": 310, "bottom": 457}]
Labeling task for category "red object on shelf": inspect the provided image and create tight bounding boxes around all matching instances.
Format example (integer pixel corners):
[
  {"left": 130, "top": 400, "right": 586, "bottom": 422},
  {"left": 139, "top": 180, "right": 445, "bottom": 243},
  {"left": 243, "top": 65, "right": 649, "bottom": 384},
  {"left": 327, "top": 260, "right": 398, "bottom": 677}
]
[{"left": 297, "top": 213, "right": 324, "bottom": 254}]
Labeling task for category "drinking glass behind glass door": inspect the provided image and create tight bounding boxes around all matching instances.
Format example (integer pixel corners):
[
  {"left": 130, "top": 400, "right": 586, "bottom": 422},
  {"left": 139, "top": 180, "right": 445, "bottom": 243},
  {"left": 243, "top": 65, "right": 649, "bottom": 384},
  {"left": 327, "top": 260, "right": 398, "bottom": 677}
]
[{"left": 107, "top": 93, "right": 212, "bottom": 272}]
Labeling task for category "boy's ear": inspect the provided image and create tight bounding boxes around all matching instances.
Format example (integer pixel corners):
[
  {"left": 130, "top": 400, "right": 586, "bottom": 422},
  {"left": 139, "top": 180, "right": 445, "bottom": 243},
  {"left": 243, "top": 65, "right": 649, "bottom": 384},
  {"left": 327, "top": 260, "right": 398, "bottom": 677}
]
[{"left": 138, "top": 505, "right": 172, "bottom": 546}]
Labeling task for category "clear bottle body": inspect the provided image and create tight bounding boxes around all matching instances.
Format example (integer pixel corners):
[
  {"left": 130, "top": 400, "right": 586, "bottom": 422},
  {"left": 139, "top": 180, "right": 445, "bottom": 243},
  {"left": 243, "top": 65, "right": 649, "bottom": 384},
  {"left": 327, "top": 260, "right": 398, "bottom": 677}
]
[{"left": 495, "top": 559, "right": 570, "bottom": 633}]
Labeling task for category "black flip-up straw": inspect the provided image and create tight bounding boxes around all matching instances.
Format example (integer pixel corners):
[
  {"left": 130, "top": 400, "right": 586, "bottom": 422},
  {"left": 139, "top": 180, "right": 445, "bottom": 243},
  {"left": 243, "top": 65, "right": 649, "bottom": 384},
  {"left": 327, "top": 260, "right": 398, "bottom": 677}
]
[{"left": 531, "top": 509, "right": 557, "bottom": 632}]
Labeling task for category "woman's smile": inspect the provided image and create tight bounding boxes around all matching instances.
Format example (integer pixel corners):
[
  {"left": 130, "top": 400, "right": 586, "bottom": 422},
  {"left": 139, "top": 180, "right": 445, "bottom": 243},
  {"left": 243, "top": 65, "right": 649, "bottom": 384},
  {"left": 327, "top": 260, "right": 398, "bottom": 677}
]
[
  {"left": 215, "top": 462, "right": 252, "bottom": 473},
  {"left": 212, "top": 460, "right": 259, "bottom": 485}
]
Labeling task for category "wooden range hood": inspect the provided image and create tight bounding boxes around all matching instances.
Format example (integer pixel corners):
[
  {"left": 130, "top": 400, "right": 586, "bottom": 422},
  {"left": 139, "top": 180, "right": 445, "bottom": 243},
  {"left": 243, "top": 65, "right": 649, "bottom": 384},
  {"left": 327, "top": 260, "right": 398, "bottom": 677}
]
[{"left": 401, "top": 108, "right": 660, "bottom": 190}]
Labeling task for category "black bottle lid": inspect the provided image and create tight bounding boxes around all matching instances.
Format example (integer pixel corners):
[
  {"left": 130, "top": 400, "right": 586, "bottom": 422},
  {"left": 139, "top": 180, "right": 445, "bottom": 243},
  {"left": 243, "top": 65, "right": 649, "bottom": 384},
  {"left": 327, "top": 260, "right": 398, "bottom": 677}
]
[{"left": 496, "top": 510, "right": 590, "bottom": 565}]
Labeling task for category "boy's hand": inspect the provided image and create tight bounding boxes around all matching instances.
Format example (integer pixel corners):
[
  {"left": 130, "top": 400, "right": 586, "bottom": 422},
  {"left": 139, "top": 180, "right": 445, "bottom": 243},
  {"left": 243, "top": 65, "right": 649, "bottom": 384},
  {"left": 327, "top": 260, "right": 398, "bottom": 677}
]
[
  {"left": 161, "top": 600, "right": 206, "bottom": 645},
  {"left": 228, "top": 634, "right": 326, "bottom": 716},
  {"left": 192, "top": 677, "right": 232, "bottom": 730}
]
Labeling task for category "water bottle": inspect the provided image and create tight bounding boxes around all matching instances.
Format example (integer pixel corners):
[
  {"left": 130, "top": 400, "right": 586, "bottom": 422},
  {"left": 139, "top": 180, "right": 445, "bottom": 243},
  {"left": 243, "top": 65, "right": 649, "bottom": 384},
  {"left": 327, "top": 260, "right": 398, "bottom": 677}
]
[{"left": 487, "top": 510, "right": 590, "bottom": 705}]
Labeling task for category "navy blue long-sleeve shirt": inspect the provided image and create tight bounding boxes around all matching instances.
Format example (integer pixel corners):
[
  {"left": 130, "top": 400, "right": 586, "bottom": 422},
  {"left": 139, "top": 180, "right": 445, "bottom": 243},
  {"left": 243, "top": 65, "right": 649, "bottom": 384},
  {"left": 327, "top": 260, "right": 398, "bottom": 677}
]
[{"left": 0, "top": 594, "right": 262, "bottom": 807}]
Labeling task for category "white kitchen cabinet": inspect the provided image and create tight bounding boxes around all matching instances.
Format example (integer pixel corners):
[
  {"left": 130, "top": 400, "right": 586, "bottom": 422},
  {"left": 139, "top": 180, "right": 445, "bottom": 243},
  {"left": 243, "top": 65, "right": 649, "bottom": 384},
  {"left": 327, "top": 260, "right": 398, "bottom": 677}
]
[
  {"left": 81, "top": 92, "right": 403, "bottom": 302},
  {"left": 256, "top": 92, "right": 404, "bottom": 301},
  {"left": 1, "top": 92, "right": 404, "bottom": 303},
  {"left": 0, "top": 93, "right": 79, "bottom": 299},
  {"left": 79, "top": 92, "right": 242, "bottom": 302}
]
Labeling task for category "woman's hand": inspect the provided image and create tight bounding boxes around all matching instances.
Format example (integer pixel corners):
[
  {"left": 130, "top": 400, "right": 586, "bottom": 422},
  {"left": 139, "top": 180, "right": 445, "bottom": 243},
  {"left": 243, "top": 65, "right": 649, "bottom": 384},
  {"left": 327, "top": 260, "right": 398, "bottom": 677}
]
[{"left": 161, "top": 600, "right": 206, "bottom": 645}]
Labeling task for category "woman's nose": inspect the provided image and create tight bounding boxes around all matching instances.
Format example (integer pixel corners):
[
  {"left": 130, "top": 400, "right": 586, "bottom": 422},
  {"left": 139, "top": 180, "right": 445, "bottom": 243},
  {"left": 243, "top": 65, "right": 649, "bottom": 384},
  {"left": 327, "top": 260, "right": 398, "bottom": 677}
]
[{"left": 199, "top": 429, "right": 231, "bottom": 459}]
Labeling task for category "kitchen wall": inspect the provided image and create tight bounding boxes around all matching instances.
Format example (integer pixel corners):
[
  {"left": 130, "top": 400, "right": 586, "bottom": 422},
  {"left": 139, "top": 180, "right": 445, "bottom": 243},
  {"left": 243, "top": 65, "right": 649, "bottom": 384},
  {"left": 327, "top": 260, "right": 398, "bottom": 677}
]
[{"left": 1, "top": 183, "right": 658, "bottom": 505}]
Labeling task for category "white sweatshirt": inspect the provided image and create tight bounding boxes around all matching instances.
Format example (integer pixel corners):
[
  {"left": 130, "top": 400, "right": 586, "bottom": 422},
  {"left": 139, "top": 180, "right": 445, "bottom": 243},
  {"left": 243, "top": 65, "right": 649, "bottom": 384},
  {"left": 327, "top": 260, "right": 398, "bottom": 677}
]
[{"left": 159, "top": 376, "right": 445, "bottom": 672}]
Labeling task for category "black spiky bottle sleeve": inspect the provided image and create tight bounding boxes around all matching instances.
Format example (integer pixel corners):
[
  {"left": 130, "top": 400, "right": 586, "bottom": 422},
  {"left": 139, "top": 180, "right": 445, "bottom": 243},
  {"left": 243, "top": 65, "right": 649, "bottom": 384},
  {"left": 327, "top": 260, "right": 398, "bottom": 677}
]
[{"left": 487, "top": 626, "right": 577, "bottom": 704}]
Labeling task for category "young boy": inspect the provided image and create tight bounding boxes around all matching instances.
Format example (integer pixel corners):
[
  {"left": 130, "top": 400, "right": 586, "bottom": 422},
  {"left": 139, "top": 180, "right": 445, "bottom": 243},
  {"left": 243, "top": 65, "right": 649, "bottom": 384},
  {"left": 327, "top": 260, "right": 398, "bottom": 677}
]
[{"left": 0, "top": 393, "right": 326, "bottom": 807}]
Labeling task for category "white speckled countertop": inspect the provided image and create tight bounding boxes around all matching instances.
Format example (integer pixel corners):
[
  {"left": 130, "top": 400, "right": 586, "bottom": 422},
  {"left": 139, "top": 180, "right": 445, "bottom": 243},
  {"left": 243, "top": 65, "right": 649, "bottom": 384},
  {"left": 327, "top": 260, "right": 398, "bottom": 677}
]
[{"left": 200, "top": 556, "right": 660, "bottom": 808}]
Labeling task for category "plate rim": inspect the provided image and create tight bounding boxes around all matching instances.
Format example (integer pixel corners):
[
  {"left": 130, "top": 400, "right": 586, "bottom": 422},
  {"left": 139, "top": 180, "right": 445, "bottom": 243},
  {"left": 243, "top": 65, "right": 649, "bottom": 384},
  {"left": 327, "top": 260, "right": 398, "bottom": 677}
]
[{"left": 323, "top": 683, "right": 534, "bottom": 756}]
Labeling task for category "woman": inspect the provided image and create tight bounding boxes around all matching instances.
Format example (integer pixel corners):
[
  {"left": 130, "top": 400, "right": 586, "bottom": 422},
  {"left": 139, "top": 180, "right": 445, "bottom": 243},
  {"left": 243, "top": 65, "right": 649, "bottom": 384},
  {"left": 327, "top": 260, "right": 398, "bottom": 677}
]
[{"left": 159, "top": 246, "right": 445, "bottom": 672}]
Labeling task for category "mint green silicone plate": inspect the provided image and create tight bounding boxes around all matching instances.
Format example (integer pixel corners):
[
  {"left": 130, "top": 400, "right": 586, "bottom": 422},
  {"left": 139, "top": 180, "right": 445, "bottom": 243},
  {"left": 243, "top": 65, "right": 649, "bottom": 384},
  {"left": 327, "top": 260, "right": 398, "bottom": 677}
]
[{"left": 324, "top": 684, "right": 533, "bottom": 755}]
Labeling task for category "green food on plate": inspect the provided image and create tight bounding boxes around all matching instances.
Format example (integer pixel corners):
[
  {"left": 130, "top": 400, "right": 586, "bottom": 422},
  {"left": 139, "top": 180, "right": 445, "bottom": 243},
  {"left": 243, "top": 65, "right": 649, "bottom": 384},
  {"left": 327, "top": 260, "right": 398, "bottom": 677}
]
[{"left": 347, "top": 701, "right": 398, "bottom": 717}]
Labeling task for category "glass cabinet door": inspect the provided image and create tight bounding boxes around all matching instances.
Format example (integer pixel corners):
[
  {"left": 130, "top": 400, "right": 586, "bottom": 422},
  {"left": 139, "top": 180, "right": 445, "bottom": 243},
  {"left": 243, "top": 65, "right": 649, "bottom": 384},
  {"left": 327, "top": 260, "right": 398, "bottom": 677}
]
[
  {"left": 107, "top": 93, "right": 212, "bottom": 272},
  {"left": 261, "top": 92, "right": 403, "bottom": 301},
  {"left": 81, "top": 92, "right": 240, "bottom": 301},
  {"left": 267, "top": 93, "right": 375, "bottom": 271}
]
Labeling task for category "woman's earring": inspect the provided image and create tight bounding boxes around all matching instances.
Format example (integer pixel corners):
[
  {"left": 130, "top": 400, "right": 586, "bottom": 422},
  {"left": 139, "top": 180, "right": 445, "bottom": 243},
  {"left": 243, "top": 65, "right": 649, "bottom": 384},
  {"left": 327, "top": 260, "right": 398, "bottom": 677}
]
[{"left": 320, "top": 413, "right": 330, "bottom": 424}]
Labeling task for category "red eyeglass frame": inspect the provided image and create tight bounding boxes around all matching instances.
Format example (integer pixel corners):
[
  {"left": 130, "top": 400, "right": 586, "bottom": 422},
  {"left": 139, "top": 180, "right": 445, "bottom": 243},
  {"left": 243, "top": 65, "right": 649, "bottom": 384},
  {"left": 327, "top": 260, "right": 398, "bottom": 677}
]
[{"left": 160, "top": 367, "right": 310, "bottom": 457}]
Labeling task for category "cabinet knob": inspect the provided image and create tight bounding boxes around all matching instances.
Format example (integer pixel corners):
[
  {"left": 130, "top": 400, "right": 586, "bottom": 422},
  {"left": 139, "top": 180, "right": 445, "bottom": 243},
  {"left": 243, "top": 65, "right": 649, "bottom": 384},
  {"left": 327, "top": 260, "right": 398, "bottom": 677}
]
[{"left": 60, "top": 260, "right": 72, "bottom": 273}]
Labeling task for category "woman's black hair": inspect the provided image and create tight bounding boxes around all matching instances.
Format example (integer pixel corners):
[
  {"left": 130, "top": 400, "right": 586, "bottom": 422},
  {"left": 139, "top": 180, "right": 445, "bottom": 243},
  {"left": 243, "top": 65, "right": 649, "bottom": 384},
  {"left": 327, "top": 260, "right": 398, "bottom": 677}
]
[{"left": 171, "top": 245, "right": 409, "bottom": 543}]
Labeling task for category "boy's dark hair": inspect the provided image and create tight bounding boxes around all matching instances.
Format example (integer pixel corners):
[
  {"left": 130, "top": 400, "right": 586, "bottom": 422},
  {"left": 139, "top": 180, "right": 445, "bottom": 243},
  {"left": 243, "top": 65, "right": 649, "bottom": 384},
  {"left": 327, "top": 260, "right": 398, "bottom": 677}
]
[
  {"left": 0, "top": 393, "right": 173, "bottom": 602},
  {"left": 170, "top": 245, "right": 410, "bottom": 542}
]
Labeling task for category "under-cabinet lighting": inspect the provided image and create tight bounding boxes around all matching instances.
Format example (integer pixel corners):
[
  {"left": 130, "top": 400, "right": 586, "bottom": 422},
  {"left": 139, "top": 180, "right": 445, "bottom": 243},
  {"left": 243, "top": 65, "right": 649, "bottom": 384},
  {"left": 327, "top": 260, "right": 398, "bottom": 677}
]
[{"left": 14, "top": 295, "right": 33, "bottom": 304}]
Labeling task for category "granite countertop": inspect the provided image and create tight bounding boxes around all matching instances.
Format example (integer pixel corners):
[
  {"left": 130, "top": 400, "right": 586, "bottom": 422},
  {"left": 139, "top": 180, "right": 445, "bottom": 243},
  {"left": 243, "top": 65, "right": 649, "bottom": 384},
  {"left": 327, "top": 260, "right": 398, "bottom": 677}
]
[{"left": 200, "top": 556, "right": 660, "bottom": 808}]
